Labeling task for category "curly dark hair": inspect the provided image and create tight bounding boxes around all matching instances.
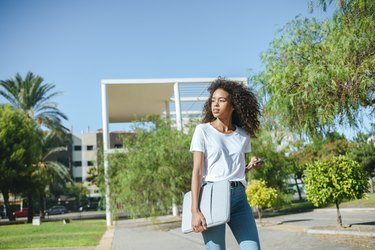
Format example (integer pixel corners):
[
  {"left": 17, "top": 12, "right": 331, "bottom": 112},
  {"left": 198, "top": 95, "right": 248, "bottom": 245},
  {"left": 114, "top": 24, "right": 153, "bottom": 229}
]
[{"left": 202, "top": 78, "right": 260, "bottom": 136}]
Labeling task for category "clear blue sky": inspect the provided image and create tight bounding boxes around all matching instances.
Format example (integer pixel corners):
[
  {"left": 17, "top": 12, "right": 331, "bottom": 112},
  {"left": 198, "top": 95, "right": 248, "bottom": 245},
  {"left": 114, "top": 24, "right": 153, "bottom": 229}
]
[{"left": 3, "top": 0, "right": 359, "bottom": 135}]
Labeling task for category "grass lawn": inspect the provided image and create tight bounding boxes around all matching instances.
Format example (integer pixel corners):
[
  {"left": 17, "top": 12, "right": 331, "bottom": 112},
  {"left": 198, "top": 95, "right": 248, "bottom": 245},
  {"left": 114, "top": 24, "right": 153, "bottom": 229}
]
[
  {"left": 266, "top": 193, "right": 375, "bottom": 215},
  {"left": 0, "top": 219, "right": 106, "bottom": 249},
  {"left": 332, "top": 193, "right": 375, "bottom": 208}
]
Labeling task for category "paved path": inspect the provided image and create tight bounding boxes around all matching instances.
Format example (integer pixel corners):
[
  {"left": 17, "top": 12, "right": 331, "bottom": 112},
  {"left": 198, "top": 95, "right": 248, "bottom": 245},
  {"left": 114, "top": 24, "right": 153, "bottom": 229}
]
[{"left": 111, "top": 209, "right": 375, "bottom": 250}]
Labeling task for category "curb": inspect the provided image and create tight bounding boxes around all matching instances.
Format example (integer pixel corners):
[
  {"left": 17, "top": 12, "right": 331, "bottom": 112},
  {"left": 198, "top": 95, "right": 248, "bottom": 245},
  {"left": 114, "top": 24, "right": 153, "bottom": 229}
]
[
  {"left": 95, "top": 222, "right": 116, "bottom": 250},
  {"left": 315, "top": 208, "right": 375, "bottom": 212},
  {"left": 305, "top": 229, "right": 375, "bottom": 237}
]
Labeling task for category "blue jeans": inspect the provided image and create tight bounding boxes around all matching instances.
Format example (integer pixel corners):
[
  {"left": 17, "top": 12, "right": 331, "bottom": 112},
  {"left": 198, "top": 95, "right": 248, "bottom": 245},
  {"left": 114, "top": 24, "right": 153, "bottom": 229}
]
[{"left": 202, "top": 185, "right": 260, "bottom": 250}]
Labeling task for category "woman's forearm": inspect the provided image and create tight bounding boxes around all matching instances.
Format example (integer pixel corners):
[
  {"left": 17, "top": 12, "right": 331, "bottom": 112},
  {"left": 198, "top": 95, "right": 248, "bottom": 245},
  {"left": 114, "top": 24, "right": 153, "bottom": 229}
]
[{"left": 191, "top": 152, "right": 203, "bottom": 213}]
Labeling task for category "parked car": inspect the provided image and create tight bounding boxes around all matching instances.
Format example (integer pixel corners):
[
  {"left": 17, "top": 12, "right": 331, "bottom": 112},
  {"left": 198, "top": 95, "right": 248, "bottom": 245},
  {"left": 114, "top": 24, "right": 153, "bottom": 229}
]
[
  {"left": 0, "top": 210, "right": 6, "bottom": 219},
  {"left": 12, "top": 208, "right": 31, "bottom": 218},
  {"left": 45, "top": 205, "right": 67, "bottom": 215},
  {"left": 0, "top": 205, "right": 6, "bottom": 219}
]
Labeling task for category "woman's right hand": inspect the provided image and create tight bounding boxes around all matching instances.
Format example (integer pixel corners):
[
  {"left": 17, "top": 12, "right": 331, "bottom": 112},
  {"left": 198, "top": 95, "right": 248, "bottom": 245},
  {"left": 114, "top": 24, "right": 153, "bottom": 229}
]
[{"left": 191, "top": 210, "right": 207, "bottom": 233}]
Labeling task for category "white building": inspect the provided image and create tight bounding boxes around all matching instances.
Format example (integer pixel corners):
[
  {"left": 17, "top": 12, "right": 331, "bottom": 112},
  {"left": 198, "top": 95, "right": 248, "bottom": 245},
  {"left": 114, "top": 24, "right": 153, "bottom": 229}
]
[{"left": 71, "top": 132, "right": 99, "bottom": 197}]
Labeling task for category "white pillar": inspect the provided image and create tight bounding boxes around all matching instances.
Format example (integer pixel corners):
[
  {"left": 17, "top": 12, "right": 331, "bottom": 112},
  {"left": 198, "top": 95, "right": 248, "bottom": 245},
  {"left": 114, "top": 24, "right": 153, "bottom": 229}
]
[
  {"left": 172, "top": 83, "right": 182, "bottom": 216},
  {"left": 174, "top": 82, "right": 182, "bottom": 131},
  {"left": 101, "top": 83, "right": 112, "bottom": 227}
]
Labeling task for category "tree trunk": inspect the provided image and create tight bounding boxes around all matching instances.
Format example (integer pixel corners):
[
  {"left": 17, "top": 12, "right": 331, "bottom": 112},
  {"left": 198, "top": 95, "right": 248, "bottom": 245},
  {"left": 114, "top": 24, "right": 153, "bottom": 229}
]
[
  {"left": 39, "top": 192, "right": 46, "bottom": 219},
  {"left": 257, "top": 205, "right": 263, "bottom": 226},
  {"left": 1, "top": 189, "right": 15, "bottom": 221},
  {"left": 27, "top": 192, "right": 34, "bottom": 223},
  {"left": 369, "top": 176, "right": 374, "bottom": 193},
  {"left": 335, "top": 201, "right": 343, "bottom": 228},
  {"left": 294, "top": 176, "right": 303, "bottom": 201}
]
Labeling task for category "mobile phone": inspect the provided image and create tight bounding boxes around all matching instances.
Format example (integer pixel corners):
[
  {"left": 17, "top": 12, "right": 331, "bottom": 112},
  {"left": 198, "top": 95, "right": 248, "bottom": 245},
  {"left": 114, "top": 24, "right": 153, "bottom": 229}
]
[{"left": 255, "top": 158, "right": 265, "bottom": 164}]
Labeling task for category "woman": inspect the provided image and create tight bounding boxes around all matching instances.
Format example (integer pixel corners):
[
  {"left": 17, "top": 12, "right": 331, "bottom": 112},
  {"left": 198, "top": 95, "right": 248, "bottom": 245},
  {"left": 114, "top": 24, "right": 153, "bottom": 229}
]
[{"left": 190, "top": 78, "right": 262, "bottom": 250}]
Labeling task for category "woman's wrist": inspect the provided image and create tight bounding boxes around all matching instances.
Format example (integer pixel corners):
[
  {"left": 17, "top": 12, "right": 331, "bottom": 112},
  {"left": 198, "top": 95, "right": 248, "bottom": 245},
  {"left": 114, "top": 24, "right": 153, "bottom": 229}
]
[{"left": 191, "top": 208, "right": 200, "bottom": 213}]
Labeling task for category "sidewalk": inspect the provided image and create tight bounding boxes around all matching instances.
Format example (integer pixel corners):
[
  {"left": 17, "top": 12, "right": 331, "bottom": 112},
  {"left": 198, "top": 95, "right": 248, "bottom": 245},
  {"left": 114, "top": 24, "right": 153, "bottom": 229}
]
[{"left": 105, "top": 208, "right": 375, "bottom": 250}]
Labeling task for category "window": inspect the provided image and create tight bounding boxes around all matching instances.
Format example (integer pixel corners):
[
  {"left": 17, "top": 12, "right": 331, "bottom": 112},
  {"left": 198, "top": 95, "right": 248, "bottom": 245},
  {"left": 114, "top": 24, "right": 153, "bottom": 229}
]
[
  {"left": 74, "top": 177, "right": 82, "bottom": 182},
  {"left": 74, "top": 145, "right": 82, "bottom": 151},
  {"left": 114, "top": 144, "right": 123, "bottom": 148},
  {"left": 73, "top": 161, "right": 82, "bottom": 167},
  {"left": 87, "top": 161, "right": 94, "bottom": 166},
  {"left": 87, "top": 145, "right": 94, "bottom": 150}
]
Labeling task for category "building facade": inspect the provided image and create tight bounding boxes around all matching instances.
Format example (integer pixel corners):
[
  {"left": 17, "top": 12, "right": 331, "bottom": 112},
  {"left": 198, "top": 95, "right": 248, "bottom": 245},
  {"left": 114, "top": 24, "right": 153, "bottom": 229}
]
[{"left": 71, "top": 130, "right": 130, "bottom": 197}]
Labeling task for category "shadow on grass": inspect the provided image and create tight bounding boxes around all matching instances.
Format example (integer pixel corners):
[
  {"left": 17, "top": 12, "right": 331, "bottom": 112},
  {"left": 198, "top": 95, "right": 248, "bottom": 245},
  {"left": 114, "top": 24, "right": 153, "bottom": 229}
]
[{"left": 251, "top": 200, "right": 316, "bottom": 219}]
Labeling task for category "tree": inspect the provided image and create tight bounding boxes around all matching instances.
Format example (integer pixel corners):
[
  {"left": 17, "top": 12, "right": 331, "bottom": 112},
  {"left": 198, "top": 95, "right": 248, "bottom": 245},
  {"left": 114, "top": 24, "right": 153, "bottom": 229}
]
[
  {"left": 64, "top": 183, "right": 89, "bottom": 211},
  {"left": 246, "top": 180, "right": 278, "bottom": 225},
  {"left": 110, "top": 117, "right": 193, "bottom": 218},
  {"left": 0, "top": 105, "right": 42, "bottom": 220},
  {"left": 0, "top": 71, "right": 68, "bottom": 131},
  {"left": 0, "top": 72, "right": 69, "bottom": 222},
  {"left": 294, "top": 132, "right": 351, "bottom": 165},
  {"left": 349, "top": 130, "right": 375, "bottom": 193},
  {"left": 291, "top": 132, "right": 353, "bottom": 200},
  {"left": 304, "top": 155, "right": 369, "bottom": 227},
  {"left": 252, "top": 0, "right": 374, "bottom": 136},
  {"left": 33, "top": 132, "right": 72, "bottom": 218}
]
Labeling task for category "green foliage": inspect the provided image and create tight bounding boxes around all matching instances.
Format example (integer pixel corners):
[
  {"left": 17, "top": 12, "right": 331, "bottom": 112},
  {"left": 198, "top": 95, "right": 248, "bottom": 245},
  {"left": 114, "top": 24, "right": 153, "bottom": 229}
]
[
  {"left": 294, "top": 132, "right": 352, "bottom": 166},
  {"left": 246, "top": 179, "right": 278, "bottom": 224},
  {"left": 64, "top": 183, "right": 89, "bottom": 209},
  {"left": 246, "top": 180, "right": 278, "bottom": 209},
  {"left": 304, "top": 155, "right": 369, "bottom": 207},
  {"left": 110, "top": 117, "right": 193, "bottom": 218},
  {"left": 247, "top": 129, "right": 294, "bottom": 191},
  {"left": 0, "top": 105, "right": 42, "bottom": 194},
  {"left": 349, "top": 131, "right": 375, "bottom": 177},
  {"left": 252, "top": 0, "right": 374, "bottom": 136}
]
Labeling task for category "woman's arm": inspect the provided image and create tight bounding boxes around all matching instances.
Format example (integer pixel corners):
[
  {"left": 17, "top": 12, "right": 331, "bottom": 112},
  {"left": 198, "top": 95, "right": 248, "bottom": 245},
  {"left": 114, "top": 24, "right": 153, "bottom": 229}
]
[{"left": 191, "top": 151, "right": 207, "bottom": 232}]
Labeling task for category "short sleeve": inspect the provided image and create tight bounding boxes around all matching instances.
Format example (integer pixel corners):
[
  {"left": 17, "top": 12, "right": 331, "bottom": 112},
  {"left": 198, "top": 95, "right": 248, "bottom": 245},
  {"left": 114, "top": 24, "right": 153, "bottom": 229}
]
[
  {"left": 244, "top": 135, "right": 251, "bottom": 153},
  {"left": 190, "top": 125, "right": 205, "bottom": 153}
]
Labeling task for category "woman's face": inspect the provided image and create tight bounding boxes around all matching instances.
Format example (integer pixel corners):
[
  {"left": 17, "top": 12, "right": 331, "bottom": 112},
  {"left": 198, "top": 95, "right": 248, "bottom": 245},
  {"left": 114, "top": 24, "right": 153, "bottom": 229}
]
[{"left": 211, "top": 88, "right": 234, "bottom": 119}]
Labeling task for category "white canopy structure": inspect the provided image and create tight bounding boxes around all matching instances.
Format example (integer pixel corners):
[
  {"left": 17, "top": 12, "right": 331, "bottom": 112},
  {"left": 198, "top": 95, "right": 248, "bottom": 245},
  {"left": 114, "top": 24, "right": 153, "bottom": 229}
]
[{"left": 100, "top": 77, "right": 247, "bottom": 226}]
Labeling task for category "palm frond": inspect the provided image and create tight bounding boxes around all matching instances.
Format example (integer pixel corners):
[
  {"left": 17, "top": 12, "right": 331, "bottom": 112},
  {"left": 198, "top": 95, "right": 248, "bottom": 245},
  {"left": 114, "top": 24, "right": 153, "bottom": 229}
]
[
  {"left": 43, "top": 146, "right": 67, "bottom": 160},
  {"left": 45, "top": 161, "right": 73, "bottom": 182},
  {"left": 0, "top": 71, "right": 68, "bottom": 131}
]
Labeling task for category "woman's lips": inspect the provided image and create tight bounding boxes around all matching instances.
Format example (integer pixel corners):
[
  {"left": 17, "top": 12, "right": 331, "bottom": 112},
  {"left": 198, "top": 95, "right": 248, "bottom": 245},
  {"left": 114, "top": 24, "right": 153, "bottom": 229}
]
[{"left": 212, "top": 109, "right": 220, "bottom": 113}]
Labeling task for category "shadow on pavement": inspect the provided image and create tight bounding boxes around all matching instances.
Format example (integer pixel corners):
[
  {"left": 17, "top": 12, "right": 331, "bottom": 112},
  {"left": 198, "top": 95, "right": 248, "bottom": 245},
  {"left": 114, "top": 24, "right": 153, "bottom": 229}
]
[
  {"left": 349, "top": 221, "right": 375, "bottom": 226},
  {"left": 281, "top": 219, "right": 313, "bottom": 224}
]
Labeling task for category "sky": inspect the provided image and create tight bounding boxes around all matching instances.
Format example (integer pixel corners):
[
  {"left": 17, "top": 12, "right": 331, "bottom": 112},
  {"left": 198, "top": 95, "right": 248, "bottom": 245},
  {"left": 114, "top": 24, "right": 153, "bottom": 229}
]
[{"left": 4, "top": 0, "right": 368, "bottom": 137}]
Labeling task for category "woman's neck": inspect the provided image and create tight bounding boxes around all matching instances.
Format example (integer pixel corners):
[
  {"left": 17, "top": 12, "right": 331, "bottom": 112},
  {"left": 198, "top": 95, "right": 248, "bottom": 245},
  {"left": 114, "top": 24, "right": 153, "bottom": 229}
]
[{"left": 211, "top": 118, "right": 235, "bottom": 133}]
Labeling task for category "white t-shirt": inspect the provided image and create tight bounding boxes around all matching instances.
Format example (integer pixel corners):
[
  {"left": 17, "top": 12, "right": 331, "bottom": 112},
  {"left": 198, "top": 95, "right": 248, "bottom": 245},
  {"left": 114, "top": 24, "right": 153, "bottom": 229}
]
[{"left": 190, "top": 123, "right": 251, "bottom": 186}]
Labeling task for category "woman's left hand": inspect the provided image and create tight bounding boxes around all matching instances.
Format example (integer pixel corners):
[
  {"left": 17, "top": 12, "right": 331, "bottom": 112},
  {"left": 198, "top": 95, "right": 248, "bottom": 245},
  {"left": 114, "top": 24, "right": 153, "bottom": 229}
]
[{"left": 246, "top": 156, "right": 264, "bottom": 172}]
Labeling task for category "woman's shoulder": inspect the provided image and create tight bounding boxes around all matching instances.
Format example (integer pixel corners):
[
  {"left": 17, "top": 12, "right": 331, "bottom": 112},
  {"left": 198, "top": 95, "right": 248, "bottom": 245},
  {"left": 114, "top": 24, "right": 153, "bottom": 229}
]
[
  {"left": 195, "top": 123, "right": 210, "bottom": 130},
  {"left": 192, "top": 123, "right": 211, "bottom": 135},
  {"left": 235, "top": 126, "right": 250, "bottom": 138}
]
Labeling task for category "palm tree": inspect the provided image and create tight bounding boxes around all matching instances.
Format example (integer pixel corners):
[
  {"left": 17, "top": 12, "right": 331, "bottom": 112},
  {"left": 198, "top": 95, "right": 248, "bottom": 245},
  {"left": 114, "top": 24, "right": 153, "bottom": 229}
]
[
  {"left": 0, "top": 71, "right": 68, "bottom": 131},
  {"left": 34, "top": 132, "right": 73, "bottom": 218},
  {"left": 0, "top": 72, "right": 69, "bottom": 222}
]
